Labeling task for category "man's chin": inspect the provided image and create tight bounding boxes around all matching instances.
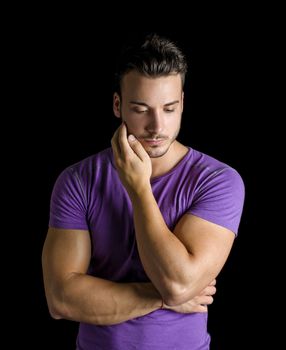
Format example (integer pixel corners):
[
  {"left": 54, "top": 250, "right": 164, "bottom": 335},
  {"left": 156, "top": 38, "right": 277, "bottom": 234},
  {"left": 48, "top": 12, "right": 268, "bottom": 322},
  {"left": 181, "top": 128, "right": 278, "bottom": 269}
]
[{"left": 145, "top": 146, "right": 169, "bottom": 158}]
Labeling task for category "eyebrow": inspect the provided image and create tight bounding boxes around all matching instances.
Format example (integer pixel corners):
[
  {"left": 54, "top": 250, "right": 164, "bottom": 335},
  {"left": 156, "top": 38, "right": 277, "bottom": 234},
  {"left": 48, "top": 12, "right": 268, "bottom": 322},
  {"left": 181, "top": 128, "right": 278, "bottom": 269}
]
[{"left": 129, "top": 100, "right": 180, "bottom": 107}]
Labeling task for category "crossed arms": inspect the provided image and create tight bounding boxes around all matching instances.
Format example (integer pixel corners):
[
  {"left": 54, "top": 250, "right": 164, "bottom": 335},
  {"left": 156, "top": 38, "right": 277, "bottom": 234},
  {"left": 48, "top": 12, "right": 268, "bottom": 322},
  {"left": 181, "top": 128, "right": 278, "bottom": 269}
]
[{"left": 42, "top": 124, "right": 234, "bottom": 325}]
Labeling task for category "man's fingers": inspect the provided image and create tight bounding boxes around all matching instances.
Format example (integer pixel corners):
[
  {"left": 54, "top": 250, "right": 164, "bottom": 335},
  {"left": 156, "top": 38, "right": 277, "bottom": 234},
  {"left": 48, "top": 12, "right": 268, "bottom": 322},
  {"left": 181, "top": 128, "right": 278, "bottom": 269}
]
[
  {"left": 196, "top": 295, "right": 214, "bottom": 305},
  {"left": 127, "top": 134, "right": 149, "bottom": 161},
  {"left": 199, "top": 285, "right": 216, "bottom": 296},
  {"left": 117, "top": 123, "right": 134, "bottom": 158},
  {"left": 112, "top": 124, "right": 132, "bottom": 161},
  {"left": 193, "top": 305, "right": 208, "bottom": 313},
  {"left": 112, "top": 123, "right": 150, "bottom": 167}
]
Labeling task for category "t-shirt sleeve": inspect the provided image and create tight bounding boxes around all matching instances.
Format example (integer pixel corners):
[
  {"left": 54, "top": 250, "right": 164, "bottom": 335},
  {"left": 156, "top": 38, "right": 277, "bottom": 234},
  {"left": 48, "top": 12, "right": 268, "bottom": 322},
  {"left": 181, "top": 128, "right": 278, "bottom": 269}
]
[
  {"left": 49, "top": 167, "right": 89, "bottom": 230},
  {"left": 187, "top": 168, "right": 245, "bottom": 235}
]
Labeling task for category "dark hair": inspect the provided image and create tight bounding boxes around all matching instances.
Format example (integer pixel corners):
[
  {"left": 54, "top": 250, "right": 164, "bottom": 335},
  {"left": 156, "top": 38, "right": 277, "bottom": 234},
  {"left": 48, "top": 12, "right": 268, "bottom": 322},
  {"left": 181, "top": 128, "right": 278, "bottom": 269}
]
[{"left": 114, "top": 33, "right": 188, "bottom": 95}]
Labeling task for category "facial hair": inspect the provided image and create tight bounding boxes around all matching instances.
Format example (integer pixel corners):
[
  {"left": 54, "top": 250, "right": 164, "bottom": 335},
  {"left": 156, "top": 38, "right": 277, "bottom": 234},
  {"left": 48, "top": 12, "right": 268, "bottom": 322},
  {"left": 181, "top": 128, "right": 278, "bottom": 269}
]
[{"left": 119, "top": 112, "right": 181, "bottom": 159}]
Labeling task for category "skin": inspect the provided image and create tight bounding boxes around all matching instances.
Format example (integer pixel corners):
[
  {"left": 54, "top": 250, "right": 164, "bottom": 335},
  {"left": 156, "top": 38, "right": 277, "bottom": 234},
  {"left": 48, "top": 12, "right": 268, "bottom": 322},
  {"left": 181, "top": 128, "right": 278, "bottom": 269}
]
[
  {"left": 42, "top": 70, "right": 226, "bottom": 326},
  {"left": 42, "top": 228, "right": 216, "bottom": 325},
  {"left": 113, "top": 71, "right": 188, "bottom": 178},
  {"left": 112, "top": 71, "right": 235, "bottom": 305}
]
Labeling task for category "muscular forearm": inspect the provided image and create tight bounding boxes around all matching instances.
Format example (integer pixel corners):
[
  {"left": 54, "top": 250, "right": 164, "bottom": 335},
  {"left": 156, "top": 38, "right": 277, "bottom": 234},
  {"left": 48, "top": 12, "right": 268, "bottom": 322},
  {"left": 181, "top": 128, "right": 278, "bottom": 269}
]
[
  {"left": 50, "top": 274, "right": 162, "bottom": 325},
  {"left": 130, "top": 186, "right": 194, "bottom": 304},
  {"left": 110, "top": 125, "right": 222, "bottom": 306}
]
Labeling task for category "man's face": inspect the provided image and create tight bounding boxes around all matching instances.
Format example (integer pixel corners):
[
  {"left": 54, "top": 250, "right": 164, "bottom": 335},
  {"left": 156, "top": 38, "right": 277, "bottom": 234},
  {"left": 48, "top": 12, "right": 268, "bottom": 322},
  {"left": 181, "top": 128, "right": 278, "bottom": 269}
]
[{"left": 113, "top": 71, "right": 184, "bottom": 158}]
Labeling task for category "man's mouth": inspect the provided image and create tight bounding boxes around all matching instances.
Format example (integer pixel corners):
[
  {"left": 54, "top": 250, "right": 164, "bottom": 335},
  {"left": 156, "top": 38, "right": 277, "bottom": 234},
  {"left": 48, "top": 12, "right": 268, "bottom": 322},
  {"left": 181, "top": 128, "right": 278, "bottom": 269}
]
[{"left": 143, "top": 139, "right": 165, "bottom": 146}]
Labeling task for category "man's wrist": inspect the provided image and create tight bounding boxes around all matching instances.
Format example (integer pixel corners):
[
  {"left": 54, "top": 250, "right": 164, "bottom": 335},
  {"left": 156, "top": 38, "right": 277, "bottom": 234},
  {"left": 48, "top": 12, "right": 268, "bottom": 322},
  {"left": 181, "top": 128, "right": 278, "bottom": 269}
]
[
  {"left": 134, "top": 283, "right": 163, "bottom": 310},
  {"left": 128, "top": 183, "right": 152, "bottom": 201}
]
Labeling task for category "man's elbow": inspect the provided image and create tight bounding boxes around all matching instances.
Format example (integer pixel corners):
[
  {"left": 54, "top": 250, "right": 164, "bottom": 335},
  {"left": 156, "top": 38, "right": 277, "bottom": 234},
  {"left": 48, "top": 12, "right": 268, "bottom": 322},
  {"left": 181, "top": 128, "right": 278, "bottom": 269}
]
[
  {"left": 161, "top": 283, "right": 191, "bottom": 306},
  {"left": 45, "top": 292, "right": 70, "bottom": 320},
  {"left": 46, "top": 299, "right": 65, "bottom": 319},
  {"left": 49, "top": 308, "right": 63, "bottom": 320}
]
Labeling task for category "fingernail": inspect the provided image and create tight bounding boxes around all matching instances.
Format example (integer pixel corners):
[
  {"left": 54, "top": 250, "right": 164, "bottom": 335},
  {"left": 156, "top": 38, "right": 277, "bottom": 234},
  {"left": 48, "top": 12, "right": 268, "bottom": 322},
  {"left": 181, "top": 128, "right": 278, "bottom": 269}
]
[{"left": 128, "top": 134, "right": 136, "bottom": 141}]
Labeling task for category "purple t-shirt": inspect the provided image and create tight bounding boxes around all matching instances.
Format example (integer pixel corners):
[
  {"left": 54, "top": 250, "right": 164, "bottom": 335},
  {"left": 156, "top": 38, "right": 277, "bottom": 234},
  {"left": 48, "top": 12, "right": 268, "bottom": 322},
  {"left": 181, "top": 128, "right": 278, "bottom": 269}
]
[{"left": 49, "top": 147, "right": 244, "bottom": 350}]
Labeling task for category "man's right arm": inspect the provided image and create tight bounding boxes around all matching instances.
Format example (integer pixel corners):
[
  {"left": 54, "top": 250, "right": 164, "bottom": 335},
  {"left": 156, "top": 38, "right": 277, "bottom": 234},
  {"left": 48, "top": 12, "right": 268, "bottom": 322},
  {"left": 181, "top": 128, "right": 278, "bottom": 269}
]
[
  {"left": 42, "top": 227, "right": 164, "bottom": 325},
  {"left": 42, "top": 228, "right": 215, "bottom": 326}
]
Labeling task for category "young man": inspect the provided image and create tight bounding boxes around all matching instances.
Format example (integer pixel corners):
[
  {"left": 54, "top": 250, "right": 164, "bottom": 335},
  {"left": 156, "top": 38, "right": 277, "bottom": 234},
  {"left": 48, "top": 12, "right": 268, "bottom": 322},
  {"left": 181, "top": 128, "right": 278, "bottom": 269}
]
[{"left": 42, "top": 33, "right": 245, "bottom": 349}]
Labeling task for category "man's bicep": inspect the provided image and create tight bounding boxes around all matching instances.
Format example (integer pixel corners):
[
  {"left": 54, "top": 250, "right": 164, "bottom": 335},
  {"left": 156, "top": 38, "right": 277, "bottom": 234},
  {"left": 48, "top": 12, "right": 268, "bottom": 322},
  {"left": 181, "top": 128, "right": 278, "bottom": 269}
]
[
  {"left": 173, "top": 214, "right": 235, "bottom": 282},
  {"left": 42, "top": 228, "right": 91, "bottom": 281}
]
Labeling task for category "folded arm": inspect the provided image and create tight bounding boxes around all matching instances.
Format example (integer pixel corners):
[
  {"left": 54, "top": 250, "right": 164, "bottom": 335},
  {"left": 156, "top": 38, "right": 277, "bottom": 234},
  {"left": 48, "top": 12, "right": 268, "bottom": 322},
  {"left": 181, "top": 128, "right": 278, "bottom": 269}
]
[
  {"left": 42, "top": 227, "right": 162, "bottom": 325},
  {"left": 111, "top": 124, "right": 235, "bottom": 306},
  {"left": 42, "top": 228, "right": 216, "bottom": 325},
  {"left": 132, "top": 192, "right": 234, "bottom": 306}
]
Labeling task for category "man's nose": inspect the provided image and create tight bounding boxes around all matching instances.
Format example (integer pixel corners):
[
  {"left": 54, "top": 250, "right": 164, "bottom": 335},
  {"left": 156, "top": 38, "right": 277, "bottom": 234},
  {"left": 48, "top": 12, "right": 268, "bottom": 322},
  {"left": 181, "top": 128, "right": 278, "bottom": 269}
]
[{"left": 146, "top": 110, "right": 164, "bottom": 134}]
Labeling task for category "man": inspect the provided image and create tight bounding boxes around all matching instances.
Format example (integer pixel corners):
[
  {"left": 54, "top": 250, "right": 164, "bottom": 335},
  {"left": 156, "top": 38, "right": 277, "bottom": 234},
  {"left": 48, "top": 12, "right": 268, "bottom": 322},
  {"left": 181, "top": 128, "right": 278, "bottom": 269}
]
[{"left": 42, "top": 33, "right": 244, "bottom": 349}]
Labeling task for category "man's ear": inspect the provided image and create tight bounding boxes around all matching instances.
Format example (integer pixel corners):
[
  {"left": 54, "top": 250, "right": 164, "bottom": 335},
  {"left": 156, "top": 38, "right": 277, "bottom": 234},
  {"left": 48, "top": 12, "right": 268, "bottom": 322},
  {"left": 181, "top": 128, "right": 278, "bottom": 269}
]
[
  {"left": 113, "top": 93, "right": 121, "bottom": 119},
  {"left": 181, "top": 91, "right": 184, "bottom": 113}
]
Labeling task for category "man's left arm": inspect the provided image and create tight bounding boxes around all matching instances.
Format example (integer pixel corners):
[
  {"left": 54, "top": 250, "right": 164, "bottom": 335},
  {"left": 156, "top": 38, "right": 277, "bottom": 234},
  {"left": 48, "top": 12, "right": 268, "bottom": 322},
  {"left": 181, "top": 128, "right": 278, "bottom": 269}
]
[{"left": 111, "top": 124, "right": 235, "bottom": 306}]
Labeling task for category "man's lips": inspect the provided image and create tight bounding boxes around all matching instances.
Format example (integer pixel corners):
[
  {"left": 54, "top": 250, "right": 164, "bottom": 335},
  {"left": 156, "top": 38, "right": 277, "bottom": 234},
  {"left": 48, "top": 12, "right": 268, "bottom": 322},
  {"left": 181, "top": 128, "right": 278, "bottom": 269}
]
[{"left": 142, "top": 139, "right": 165, "bottom": 146}]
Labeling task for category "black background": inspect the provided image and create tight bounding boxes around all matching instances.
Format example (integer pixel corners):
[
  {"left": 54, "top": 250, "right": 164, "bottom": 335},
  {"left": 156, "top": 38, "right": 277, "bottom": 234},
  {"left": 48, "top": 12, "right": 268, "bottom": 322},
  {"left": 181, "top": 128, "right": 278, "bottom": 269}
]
[{"left": 9, "top": 6, "right": 280, "bottom": 349}]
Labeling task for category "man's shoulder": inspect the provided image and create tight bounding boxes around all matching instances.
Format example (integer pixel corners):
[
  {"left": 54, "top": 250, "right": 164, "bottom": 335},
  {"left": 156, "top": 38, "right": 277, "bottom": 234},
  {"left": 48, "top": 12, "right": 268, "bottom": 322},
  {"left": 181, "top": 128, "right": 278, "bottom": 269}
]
[
  {"left": 56, "top": 147, "right": 114, "bottom": 183},
  {"left": 186, "top": 147, "right": 243, "bottom": 189},
  {"left": 68, "top": 147, "right": 113, "bottom": 171},
  {"left": 190, "top": 147, "right": 238, "bottom": 174}
]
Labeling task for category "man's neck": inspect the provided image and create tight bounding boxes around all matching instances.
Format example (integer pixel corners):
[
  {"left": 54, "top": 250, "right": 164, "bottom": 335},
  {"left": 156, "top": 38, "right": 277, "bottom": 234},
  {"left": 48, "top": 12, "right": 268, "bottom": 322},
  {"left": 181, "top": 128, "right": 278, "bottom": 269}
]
[{"left": 150, "top": 141, "right": 189, "bottom": 179}]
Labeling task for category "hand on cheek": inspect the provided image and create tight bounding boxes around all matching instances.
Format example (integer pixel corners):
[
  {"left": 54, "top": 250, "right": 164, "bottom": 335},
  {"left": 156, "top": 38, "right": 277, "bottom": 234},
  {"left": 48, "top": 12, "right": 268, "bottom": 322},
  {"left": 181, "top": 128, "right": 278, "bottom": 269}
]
[{"left": 111, "top": 124, "right": 152, "bottom": 195}]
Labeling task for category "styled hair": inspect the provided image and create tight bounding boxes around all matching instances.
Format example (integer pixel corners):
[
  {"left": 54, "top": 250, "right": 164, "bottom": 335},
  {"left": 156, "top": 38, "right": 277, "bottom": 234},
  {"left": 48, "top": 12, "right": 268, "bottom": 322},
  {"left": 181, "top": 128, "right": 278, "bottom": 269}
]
[{"left": 114, "top": 33, "right": 188, "bottom": 95}]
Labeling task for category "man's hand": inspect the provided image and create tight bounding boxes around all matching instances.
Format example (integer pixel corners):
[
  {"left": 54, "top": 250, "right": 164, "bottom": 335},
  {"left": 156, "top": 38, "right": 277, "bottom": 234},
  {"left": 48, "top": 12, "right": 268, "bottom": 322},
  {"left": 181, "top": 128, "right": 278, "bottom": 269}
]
[
  {"left": 163, "top": 280, "right": 216, "bottom": 313},
  {"left": 111, "top": 123, "right": 152, "bottom": 195}
]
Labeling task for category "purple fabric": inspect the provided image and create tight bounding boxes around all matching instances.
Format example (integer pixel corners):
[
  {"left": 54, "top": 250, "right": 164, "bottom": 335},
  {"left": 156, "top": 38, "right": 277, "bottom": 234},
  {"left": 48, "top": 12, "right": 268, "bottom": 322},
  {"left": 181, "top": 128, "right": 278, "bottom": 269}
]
[{"left": 49, "top": 147, "right": 244, "bottom": 350}]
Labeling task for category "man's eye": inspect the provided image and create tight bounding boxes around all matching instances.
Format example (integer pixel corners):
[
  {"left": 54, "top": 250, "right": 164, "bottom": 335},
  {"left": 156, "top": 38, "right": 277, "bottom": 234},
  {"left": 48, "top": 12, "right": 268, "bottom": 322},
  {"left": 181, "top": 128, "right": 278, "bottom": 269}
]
[
  {"left": 165, "top": 109, "right": 175, "bottom": 113},
  {"left": 135, "top": 110, "right": 148, "bottom": 113}
]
